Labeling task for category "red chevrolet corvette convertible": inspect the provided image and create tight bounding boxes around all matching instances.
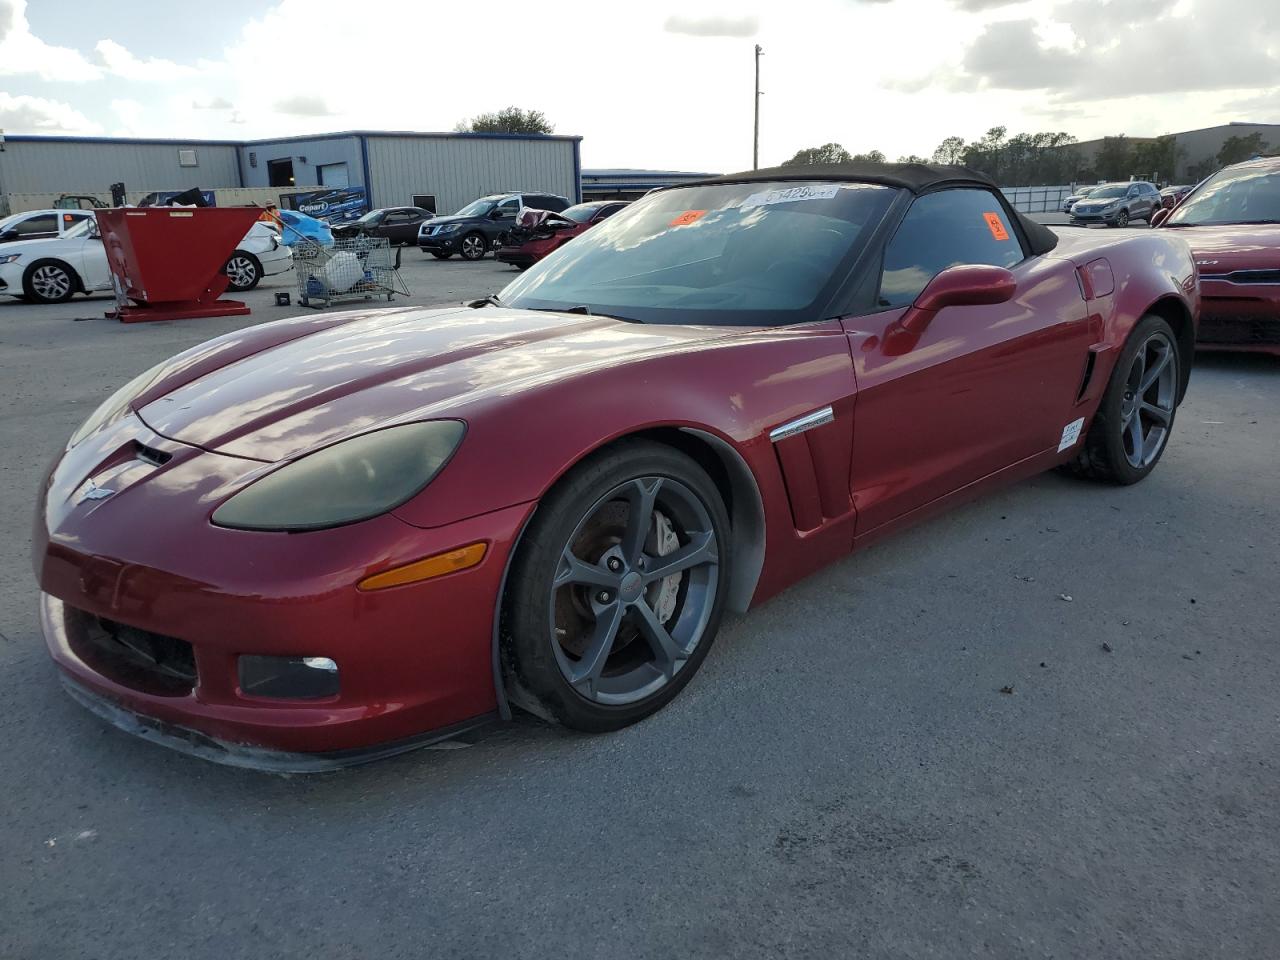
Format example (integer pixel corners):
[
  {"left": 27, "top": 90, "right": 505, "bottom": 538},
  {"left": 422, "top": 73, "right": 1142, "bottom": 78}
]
[
  {"left": 34, "top": 164, "right": 1200, "bottom": 770},
  {"left": 1153, "top": 156, "right": 1280, "bottom": 355}
]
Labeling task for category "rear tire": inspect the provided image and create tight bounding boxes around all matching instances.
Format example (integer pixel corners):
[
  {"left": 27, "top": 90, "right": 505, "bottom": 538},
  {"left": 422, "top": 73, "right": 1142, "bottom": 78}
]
[
  {"left": 224, "top": 251, "right": 262, "bottom": 291},
  {"left": 1067, "top": 314, "right": 1180, "bottom": 485},
  {"left": 501, "top": 440, "right": 731, "bottom": 732}
]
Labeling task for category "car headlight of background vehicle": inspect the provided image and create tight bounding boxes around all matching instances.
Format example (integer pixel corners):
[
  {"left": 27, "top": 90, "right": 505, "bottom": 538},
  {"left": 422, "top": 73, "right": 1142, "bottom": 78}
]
[
  {"left": 437, "top": 224, "right": 459, "bottom": 235},
  {"left": 212, "top": 421, "right": 466, "bottom": 532},
  {"left": 67, "top": 360, "right": 167, "bottom": 449},
  {"left": 0, "top": 253, "right": 21, "bottom": 265}
]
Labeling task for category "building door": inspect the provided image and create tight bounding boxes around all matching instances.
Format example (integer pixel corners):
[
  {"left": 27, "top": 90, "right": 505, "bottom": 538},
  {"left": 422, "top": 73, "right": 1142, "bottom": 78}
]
[
  {"left": 318, "top": 163, "right": 349, "bottom": 187},
  {"left": 267, "top": 158, "right": 295, "bottom": 187}
]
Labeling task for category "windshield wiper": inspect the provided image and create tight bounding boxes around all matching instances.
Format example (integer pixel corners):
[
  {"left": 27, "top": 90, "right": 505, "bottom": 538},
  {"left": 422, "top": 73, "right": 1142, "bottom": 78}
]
[
  {"left": 466, "top": 294, "right": 503, "bottom": 308},
  {"left": 525, "top": 304, "right": 644, "bottom": 324}
]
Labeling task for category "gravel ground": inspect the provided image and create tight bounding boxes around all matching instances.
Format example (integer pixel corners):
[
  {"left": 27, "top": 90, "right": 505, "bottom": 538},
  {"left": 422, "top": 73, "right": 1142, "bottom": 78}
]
[{"left": 1, "top": 248, "right": 1277, "bottom": 959}]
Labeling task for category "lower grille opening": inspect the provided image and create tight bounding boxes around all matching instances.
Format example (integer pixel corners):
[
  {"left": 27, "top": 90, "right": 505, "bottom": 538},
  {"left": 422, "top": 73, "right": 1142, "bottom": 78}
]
[
  {"left": 65, "top": 607, "right": 197, "bottom": 696},
  {"left": 1199, "top": 315, "right": 1280, "bottom": 346}
]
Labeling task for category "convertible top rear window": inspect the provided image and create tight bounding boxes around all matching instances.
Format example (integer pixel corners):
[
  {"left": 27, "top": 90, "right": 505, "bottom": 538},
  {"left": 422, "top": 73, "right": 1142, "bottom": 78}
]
[{"left": 499, "top": 181, "right": 898, "bottom": 326}]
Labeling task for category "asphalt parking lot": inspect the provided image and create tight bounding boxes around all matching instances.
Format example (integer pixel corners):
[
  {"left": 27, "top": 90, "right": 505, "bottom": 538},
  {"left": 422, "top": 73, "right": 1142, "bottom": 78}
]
[{"left": 1, "top": 247, "right": 1278, "bottom": 959}]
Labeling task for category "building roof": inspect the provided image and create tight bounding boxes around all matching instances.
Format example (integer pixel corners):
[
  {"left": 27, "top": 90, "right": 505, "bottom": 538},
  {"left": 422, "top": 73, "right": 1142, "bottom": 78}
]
[{"left": 1, "top": 129, "right": 582, "bottom": 148}]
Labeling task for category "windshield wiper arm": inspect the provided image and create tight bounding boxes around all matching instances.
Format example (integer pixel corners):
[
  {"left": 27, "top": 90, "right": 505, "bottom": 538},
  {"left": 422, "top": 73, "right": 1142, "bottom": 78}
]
[{"left": 466, "top": 294, "right": 503, "bottom": 308}]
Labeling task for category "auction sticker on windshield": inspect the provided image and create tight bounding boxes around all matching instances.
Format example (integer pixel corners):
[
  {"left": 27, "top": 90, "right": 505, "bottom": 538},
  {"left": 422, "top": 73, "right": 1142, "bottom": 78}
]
[
  {"left": 741, "top": 184, "right": 841, "bottom": 209},
  {"left": 669, "top": 210, "right": 708, "bottom": 227}
]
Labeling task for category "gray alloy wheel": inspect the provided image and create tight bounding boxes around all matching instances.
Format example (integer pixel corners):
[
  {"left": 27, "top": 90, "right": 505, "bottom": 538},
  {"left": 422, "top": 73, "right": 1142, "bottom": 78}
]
[
  {"left": 459, "top": 232, "right": 487, "bottom": 261},
  {"left": 24, "top": 260, "right": 76, "bottom": 304},
  {"left": 1115, "top": 208, "right": 1130, "bottom": 228},
  {"left": 1119, "top": 328, "right": 1177, "bottom": 469},
  {"left": 550, "top": 476, "right": 720, "bottom": 705},
  {"left": 224, "top": 252, "right": 261, "bottom": 291}
]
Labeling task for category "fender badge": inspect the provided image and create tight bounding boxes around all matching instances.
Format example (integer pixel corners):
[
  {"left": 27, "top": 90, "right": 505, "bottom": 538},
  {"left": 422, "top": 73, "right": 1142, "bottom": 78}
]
[{"left": 78, "top": 480, "right": 115, "bottom": 504}]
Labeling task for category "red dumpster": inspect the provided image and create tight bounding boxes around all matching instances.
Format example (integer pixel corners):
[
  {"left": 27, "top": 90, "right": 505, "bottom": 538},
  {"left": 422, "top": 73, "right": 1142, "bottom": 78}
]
[{"left": 95, "top": 207, "right": 263, "bottom": 323}]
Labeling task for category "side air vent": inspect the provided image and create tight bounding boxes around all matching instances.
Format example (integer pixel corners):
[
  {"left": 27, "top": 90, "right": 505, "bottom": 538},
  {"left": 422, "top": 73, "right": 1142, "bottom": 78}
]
[
  {"left": 134, "top": 441, "right": 172, "bottom": 467},
  {"left": 1075, "top": 349, "right": 1098, "bottom": 402}
]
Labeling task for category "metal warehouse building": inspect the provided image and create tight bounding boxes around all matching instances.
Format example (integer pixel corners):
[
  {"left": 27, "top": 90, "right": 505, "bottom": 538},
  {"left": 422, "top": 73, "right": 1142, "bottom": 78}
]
[{"left": 0, "top": 130, "right": 582, "bottom": 215}]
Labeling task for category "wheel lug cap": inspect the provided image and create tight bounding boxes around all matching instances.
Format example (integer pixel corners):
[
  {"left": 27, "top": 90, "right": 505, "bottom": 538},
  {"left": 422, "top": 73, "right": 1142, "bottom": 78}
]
[{"left": 597, "top": 591, "right": 612, "bottom": 603}]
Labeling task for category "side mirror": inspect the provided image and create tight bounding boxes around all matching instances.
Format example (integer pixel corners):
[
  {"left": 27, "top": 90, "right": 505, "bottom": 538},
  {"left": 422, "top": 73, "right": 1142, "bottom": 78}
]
[
  {"left": 900, "top": 264, "right": 1017, "bottom": 334},
  {"left": 1150, "top": 208, "right": 1171, "bottom": 228}
]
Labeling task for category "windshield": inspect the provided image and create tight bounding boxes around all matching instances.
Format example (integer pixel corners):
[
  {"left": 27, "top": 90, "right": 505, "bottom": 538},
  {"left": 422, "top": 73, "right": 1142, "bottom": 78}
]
[
  {"left": 1086, "top": 185, "right": 1128, "bottom": 200},
  {"left": 499, "top": 181, "right": 898, "bottom": 326},
  {"left": 353, "top": 210, "right": 383, "bottom": 225},
  {"left": 1167, "top": 165, "right": 1280, "bottom": 226},
  {"left": 454, "top": 198, "right": 499, "bottom": 218}
]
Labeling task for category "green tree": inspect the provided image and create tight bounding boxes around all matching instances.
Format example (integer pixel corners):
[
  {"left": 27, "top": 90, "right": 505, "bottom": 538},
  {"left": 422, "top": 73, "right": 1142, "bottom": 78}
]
[
  {"left": 961, "top": 126, "right": 1009, "bottom": 180},
  {"left": 1095, "top": 136, "right": 1134, "bottom": 181},
  {"left": 1185, "top": 156, "right": 1218, "bottom": 182},
  {"left": 849, "top": 149, "right": 886, "bottom": 162},
  {"left": 897, "top": 154, "right": 929, "bottom": 163},
  {"left": 1217, "top": 132, "right": 1269, "bottom": 166},
  {"left": 1130, "top": 135, "right": 1180, "bottom": 182},
  {"left": 782, "top": 142, "right": 854, "bottom": 165},
  {"left": 932, "top": 135, "right": 967, "bottom": 165},
  {"left": 457, "top": 106, "right": 554, "bottom": 135}
]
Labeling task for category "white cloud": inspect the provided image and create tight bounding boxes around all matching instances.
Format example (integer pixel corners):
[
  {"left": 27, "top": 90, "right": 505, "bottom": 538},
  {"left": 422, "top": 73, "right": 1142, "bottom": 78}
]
[
  {"left": 94, "top": 39, "right": 198, "bottom": 82},
  {"left": 0, "top": 91, "right": 102, "bottom": 133},
  {"left": 664, "top": 15, "right": 759, "bottom": 37},
  {"left": 0, "top": 0, "right": 101, "bottom": 81}
]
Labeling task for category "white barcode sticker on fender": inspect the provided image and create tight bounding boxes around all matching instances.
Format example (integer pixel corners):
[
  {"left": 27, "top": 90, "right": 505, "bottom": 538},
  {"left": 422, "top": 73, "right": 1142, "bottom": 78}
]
[{"left": 1058, "top": 417, "right": 1085, "bottom": 452}]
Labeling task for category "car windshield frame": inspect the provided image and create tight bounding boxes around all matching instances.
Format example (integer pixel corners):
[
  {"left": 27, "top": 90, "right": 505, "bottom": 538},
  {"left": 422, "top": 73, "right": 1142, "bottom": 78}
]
[
  {"left": 63, "top": 219, "right": 95, "bottom": 239},
  {"left": 1166, "top": 164, "right": 1280, "bottom": 227},
  {"left": 498, "top": 179, "right": 901, "bottom": 327},
  {"left": 1086, "top": 185, "right": 1128, "bottom": 200},
  {"left": 353, "top": 210, "right": 384, "bottom": 225},
  {"left": 454, "top": 197, "right": 501, "bottom": 218}
]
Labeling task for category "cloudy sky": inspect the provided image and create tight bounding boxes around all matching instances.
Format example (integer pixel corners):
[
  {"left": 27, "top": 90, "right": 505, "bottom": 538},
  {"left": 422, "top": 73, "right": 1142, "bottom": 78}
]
[{"left": 1, "top": 0, "right": 1277, "bottom": 172}]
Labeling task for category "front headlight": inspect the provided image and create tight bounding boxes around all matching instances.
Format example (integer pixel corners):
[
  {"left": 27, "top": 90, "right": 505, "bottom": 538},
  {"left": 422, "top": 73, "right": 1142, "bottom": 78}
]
[
  {"left": 438, "top": 223, "right": 459, "bottom": 235},
  {"left": 0, "top": 253, "right": 21, "bottom": 265},
  {"left": 211, "top": 421, "right": 465, "bottom": 532},
  {"left": 68, "top": 360, "right": 167, "bottom": 449}
]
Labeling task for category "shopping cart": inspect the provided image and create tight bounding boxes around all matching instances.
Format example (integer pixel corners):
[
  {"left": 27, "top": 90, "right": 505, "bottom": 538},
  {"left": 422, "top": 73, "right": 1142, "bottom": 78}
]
[{"left": 292, "top": 236, "right": 410, "bottom": 308}]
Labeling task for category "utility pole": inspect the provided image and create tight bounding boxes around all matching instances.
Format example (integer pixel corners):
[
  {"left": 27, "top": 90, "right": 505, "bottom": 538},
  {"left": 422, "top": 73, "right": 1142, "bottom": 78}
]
[{"left": 753, "top": 44, "right": 763, "bottom": 170}]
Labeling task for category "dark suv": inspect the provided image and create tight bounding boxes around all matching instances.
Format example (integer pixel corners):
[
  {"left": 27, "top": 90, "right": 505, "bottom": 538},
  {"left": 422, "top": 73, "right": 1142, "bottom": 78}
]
[
  {"left": 1068, "top": 181, "right": 1161, "bottom": 227},
  {"left": 418, "top": 192, "right": 571, "bottom": 260}
]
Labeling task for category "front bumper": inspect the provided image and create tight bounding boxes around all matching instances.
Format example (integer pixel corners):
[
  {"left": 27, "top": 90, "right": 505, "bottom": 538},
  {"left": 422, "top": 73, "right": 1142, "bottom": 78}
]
[
  {"left": 1070, "top": 210, "right": 1124, "bottom": 225},
  {"left": 34, "top": 414, "right": 534, "bottom": 761},
  {"left": 0, "top": 260, "right": 23, "bottom": 293},
  {"left": 419, "top": 232, "right": 460, "bottom": 253},
  {"left": 495, "top": 250, "right": 535, "bottom": 268},
  {"left": 1197, "top": 279, "right": 1280, "bottom": 354}
]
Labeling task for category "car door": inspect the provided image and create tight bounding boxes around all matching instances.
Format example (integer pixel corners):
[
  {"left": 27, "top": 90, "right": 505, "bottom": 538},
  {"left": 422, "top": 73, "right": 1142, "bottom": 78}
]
[
  {"left": 841, "top": 187, "right": 1094, "bottom": 536},
  {"left": 75, "top": 223, "right": 112, "bottom": 290},
  {"left": 489, "top": 197, "right": 520, "bottom": 242},
  {"left": 380, "top": 210, "right": 410, "bottom": 243}
]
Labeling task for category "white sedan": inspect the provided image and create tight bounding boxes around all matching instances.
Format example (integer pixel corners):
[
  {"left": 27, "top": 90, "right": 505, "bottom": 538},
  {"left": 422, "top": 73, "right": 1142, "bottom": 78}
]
[{"left": 0, "top": 218, "right": 292, "bottom": 304}]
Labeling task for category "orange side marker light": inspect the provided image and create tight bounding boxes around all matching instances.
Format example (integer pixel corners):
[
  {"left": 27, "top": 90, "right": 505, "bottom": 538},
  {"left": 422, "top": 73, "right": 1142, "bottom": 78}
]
[{"left": 358, "top": 542, "right": 487, "bottom": 591}]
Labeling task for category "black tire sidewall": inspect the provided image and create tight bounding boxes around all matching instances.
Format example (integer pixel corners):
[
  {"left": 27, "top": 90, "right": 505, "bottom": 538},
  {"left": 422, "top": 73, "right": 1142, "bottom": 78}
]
[
  {"left": 23, "top": 259, "right": 77, "bottom": 303},
  {"left": 502, "top": 441, "right": 732, "bottom": 731},
  {"left": 1090, "top": 314, "right": 1179, "bottom": 484},
  {"left": 225, "top": 251, "right": 262, "bottom": 291}
]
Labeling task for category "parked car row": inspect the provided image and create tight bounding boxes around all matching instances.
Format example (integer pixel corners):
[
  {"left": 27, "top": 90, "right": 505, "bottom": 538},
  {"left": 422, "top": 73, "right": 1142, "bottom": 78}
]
[
  {"left": 417, "top": 191, "right": 572, "bottom": 260},
  {"left": 0, "top": 214, "right": 292, "bottom": 303},
  {"left": 1068, "top": 181, "right": 1162, "bottom": 226}
]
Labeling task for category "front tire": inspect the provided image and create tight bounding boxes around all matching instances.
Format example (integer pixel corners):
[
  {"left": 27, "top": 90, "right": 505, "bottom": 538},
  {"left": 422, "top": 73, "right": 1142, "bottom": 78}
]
[
  {"left": 502, "top": 441, "right": 731, "bottom": 732},
  {"left": 1068, "top": 314, "right": 1180, "bottom": 485},
  {"left": 430, "top": 251, "right": 452, "bottom": 260},
  {"left": 459, "top": 232, "right": 487, "bottom": 261},
  {"left": 23, "top": 259, "right": 78, "bottom": 304},
  {"left": 224, "top": 251, "right": 262, "bottom": 291},
  {"left": 1113, "top": 209, "right": 1130, "bottom": 229}
]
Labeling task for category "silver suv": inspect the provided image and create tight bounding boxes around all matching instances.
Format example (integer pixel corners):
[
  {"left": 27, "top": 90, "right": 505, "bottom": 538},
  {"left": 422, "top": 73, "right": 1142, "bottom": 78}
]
[{"left": 1068, "top": 181, "right": 1161, "bottom": 227}]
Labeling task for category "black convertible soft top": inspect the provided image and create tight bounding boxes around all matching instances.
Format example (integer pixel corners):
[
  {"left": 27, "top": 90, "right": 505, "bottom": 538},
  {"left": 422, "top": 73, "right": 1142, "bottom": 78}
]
[{"left": 683, "top": 161, "right": 1060, "bottom": 256}]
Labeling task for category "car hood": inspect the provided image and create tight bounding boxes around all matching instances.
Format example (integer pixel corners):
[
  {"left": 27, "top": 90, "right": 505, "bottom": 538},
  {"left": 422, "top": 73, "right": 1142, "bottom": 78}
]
[
  {"left": 135, "top": 306, "right": 733, "bottom": 462},
  {"left": 1161, "top": 223, "right": 1280, "bottom": 273},
  {"left": 422, "top": 215, "right": 480, "bottom": 228}
]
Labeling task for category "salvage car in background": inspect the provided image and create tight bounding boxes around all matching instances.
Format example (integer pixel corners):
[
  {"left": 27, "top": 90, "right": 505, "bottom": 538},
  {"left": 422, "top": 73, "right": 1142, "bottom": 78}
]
[
  {"left": 1153, "top": 155, "right": 1280, "bottom": 354},
  {"left": 1160, "top": 184, "right": 1194, "bottom": 210},
  {"left": 333, "top": 206, "right": 434, "bottom": 245},
  {"left": 0, "top": 209, "right": 96, "bottom": 243},
  {"left": 1062, "top": 185, "right": 1098, "bottom": 213},
  {"left": 419, "top": 191, "right": 572, "bottom": 260},
  {"left": 0, "top": 218, "right": 291, "bottom": 303},
  {"left": 1069, "top": 181, "right": 1161, "bottom": 226},
  {"left": 496, "top": 201, "right": 630, "bottom": 269},
  {"left": 33, "top": 163, "right": 1198, "bottom": 769}
]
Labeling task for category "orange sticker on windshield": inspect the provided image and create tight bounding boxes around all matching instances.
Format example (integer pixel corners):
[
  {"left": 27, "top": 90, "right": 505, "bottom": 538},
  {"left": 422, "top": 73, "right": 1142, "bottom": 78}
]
[
  {"left": 983, "top": 212, "right": 1010, "bottom": 241},
  {"left": 669, "top": 209, "right": 707, "bottom": 227}
]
